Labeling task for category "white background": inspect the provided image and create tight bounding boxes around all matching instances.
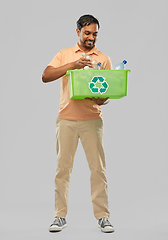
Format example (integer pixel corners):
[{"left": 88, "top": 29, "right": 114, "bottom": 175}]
[{"left": 0, "top": 0, "right": 168, "bottom": 239}]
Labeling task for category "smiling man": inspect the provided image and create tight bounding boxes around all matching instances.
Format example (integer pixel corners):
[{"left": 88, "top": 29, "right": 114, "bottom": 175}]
[
  {"left": 42, "top": 14, "right": 114, "bottom": 233},
  {"left": 76, "top": 21, "right": 98, "bottom": 50}
]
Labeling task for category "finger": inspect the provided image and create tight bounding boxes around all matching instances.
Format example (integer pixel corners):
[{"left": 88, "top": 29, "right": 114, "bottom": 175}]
[
  {"left": 81, "top": 58, "right": 91, "bottom": 62},
  {"left": 84, "top": 62, "right": 93, "bottom": 68},
  {"left": 82, "top": 59, "right": 92, "bottom": 64},
  {"left": 85, "top": 97, "right": 92, "bottom": 100},
  {"left": 103, "top": 100, "right": 110, "bottom": 105},
  {"left": 103, "top": 99, "right": 110, "bottom": 105},
  {"left": 100, "top": 97, "right": 109, "bottom": 101},
  {"left": 92, "top": 97, "right": 97, "bottom": 101}
]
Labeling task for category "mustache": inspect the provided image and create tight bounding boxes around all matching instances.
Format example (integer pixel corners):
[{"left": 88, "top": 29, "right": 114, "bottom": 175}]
[{"left": 84, "top": 40, "right": 94, "bottom": 43}]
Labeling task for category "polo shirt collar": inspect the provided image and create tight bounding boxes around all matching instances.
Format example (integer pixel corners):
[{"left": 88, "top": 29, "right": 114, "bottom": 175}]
[{"left": 74, "top": 43, "right": 99, "bottom": 56}]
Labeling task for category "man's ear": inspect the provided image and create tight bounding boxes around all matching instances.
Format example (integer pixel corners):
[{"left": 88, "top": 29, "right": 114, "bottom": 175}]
[{"left": 76, "top": 28, "right": 80, "bottom": 37}]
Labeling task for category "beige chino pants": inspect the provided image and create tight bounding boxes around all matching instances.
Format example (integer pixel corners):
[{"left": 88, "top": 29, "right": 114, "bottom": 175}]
[{"left": 54, "top": 118, "right": 110, "bottom": 220}]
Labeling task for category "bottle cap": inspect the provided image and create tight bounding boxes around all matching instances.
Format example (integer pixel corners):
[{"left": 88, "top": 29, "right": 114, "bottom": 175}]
[
  {"left": 82, "top": 53, "right": 86, "bottom": 57},
  {"left": 123, "top": 60, "right": 127, "bottom": 64},
  {"left": 97, "top": 62, "right": 102, "bottom": 66}
]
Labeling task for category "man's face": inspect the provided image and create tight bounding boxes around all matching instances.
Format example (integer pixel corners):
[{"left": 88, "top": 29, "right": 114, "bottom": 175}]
[{"left": 77, "top": 23, "right": 99, "bottom": 50}]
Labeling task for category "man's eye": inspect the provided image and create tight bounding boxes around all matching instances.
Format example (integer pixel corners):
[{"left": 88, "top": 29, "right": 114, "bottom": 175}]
[{"left": 85, "top": 32, "right": 90, "bottom": 35}]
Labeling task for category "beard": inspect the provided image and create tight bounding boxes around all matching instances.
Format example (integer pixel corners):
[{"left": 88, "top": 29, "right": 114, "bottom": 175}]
[{"left": 83, "top": 39, "right": 95, "bottom": 49}]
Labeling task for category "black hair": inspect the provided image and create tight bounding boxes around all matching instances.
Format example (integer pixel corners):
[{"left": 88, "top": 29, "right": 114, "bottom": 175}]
[{"left": 76, "top": 14, "right": 100, "bottom": 31}]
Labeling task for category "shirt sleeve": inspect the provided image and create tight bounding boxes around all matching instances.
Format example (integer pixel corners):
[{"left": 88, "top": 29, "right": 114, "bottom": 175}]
[
  {"left": 104, "top": 56, "right": 113, "bottom": 70},
  {"left": 47, "top": 49, "right": 63, "bottom": 68}
]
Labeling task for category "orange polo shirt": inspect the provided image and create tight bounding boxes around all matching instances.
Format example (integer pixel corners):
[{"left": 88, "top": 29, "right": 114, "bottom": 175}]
[{"left": 48, "top": 43, "right": 112, "bottom": 121}]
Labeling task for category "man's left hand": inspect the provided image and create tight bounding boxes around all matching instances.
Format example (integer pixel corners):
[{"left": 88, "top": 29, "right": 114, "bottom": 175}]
[{"left": 85, "top": 97, "right": 110, "bottom": 105}]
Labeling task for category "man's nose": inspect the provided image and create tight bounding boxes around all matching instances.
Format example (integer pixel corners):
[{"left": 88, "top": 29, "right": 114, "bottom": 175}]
[{"left": 89, "top": 34, "right": 94, "bottom": 40}]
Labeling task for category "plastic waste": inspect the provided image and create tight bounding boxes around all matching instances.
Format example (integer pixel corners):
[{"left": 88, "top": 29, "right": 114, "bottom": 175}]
[
  {"left": 113, "top": 60, "right": 127, "bottom": 70},
  {"left": 83, "top": 66, "right": 90, "bottom": 70},
  {"left": 82, "top": 53, "right": 105, "bottom": 70}
]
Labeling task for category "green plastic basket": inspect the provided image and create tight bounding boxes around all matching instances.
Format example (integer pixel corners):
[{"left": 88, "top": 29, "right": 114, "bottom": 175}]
[{"left": 66, "top": 69, "right": 131, "bottom": 99}]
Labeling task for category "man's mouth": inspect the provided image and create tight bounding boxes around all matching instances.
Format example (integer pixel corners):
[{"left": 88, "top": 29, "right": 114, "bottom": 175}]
[{"left": 85, "top": 40, "right": 94, "bottom": 45}]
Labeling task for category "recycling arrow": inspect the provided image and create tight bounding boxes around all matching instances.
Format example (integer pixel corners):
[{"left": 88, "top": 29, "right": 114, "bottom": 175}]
[{"left": 88, "top": 76, "right": 109, "bottom": 94}]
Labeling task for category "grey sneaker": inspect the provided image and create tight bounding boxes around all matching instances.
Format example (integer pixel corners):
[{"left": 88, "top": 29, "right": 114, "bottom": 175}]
[
  {"left": 49, "top": 217, "right": 67, "bottom": 232},
  {"left": 98, "top": 217, "right": 115, "bottom": 233}
]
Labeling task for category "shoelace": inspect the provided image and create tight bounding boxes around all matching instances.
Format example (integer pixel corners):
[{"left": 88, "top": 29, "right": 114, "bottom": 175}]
[
  {"left": 100, "top": 218, "right": 111, "bottom": 227},
  {"left": 53, "top": 217, "right": 63, "bottom": 226}
]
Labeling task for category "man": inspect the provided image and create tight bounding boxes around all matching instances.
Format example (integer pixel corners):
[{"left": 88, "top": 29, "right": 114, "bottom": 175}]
[{"left": 42, "top": 14, "right": 114, "bottom": 233}]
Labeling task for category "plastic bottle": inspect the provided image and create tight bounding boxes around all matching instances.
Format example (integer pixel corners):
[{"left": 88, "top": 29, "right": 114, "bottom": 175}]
[
  {"left": 82, "top": 53, "right": 105, "bottom": 70},
  {"left": 83, "top": 66, "right": 90, "bottom": 70},
  {"left": 113, "top": 60, "right": 127, "bottom": 70}
]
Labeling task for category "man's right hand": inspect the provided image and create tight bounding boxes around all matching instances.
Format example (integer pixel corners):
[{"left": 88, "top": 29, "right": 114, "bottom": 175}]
[
  {"left": 42, "top": 57, "right": 93, "bottom": 83},
  {"left": 73, "top": 57, "right": 93, "bottom": 69}
]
